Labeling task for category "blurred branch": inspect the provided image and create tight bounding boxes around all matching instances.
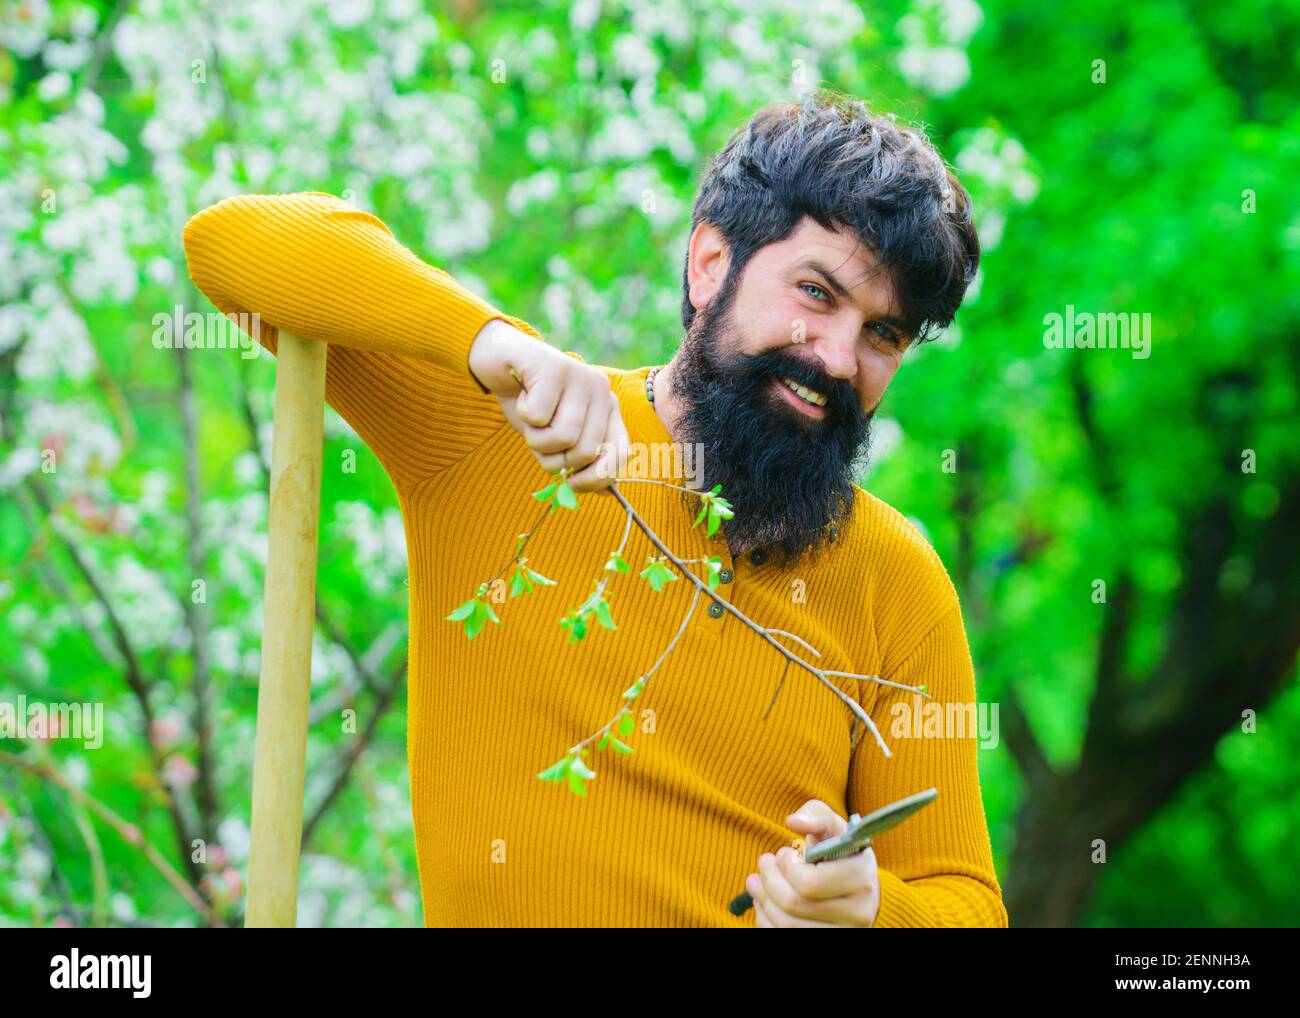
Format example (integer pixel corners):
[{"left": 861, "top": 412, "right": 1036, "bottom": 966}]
[
  {"left": 950, "top": 437, "right": 982, "bottom": 623},
  {"left": 0, "top": 772, "right": 78, "bottom": 923},
  {"left": 204, "top": 15, "right": 247, "bottom": 180},
  {"left": 1068, "top": 357, "right": 1138, "bottom": 726},
  {"left": 309, "top": 620, "right": 406, "bottom": 723},
  {"left": 65, "top": 777, "right": 112, "bottom": 927},
  {"left": 1085, "top": 570, "right": 1136, "bottom": 734},
  {"left": 80, "top": 0, "right": 131, "bottom": 96},
  {"left": 302, "top": 661, "right": 407, "bottom": 848},
  {"left": 948, "top": 432, "right": 1055, "bottom": 781},
  {"left": 48, "top": 907, "right": 179, "bottom": 930},
  {"left": 176, "top": 343, "right": 223, "bottom": 845},
  {"left": 1067, "top": 357, "right": 1120, "bottom": 499},
  {"left": 48, "top": 276, "right": 140, "bottom": 460},
  {"left": 11, "top": 491, "right": 126, "bottom": 668},
  {"left": 313, "top": 610, "right": 402, "bottom": 702},
  {"left": 4, "top": 467, "right": 204, "bottom": 893},
  {"left": 0, "top": 748, "right": 225, "bottom": 928},
  {"left": 1126, "top": 484, "right": 1300, "bottom": 744},
  {"left": 1001, "top": 686, "right": 1054, "bottom": 792}
]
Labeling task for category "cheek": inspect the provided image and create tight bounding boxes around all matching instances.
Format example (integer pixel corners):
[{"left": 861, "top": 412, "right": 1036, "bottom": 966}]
[
  {"left": 857, "top": 354, "right": 899, "bottom": 404},
  {"left": 755, "top": 298, "right": 810, "bottom": 348}
]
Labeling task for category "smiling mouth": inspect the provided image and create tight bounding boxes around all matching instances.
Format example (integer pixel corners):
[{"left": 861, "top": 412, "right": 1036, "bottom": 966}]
[{"left": 772, "top": 375, "right": 830, "bottom": 418}]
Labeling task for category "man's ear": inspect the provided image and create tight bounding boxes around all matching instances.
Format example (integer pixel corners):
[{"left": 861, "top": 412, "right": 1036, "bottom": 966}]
[{"left": 686, "top": 221, "right": 730, "bottom": 312}]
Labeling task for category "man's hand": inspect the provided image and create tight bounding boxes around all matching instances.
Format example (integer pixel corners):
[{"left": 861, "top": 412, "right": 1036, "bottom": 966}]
[
  {"left": 468, "top": 319, "right": 629, "bottom": 493},
  {"left": 745, "top": 799, "right": 882, "bottom": 928}
]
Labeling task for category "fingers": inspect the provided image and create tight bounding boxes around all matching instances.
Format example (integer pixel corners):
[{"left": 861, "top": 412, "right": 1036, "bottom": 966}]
[
  {"left": 565, "top": 391, "right": 612, "bottom": 473},
  {"left": 525, "top": 393, "right": 590, "bottom": 459},
  {"left": 749, "top": 854, "right": 840, "bottom": 928},
  {"left": 748, "top": 848, "right": 874, "bottom": 926},
  {"left": 786, "top": 799, "right": 850, "bottom": 845},
  {"left": 525, "top": 365, "right": 610, "bottom": 450},
  {"left": 566, "top": 398, "right": 630, "bottom": 493},
  {"left": 783, "top": 843, "right": 877, "bottom": 904},
  {"left": 754, "top": 897, "right": 840, "bottom": 928},
  {"left": 514, "top": 367, "right": 562, "bottom": 429}
]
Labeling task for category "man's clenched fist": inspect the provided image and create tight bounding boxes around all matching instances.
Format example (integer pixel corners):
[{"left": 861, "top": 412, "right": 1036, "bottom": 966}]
[{"left": 468, "top": 319, "right": 630, "bottom": 493}]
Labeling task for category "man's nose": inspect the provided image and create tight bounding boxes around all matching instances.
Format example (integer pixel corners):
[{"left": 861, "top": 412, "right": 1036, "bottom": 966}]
[{"left": 811, "top": 327, "right": 858, "bottom": 380}]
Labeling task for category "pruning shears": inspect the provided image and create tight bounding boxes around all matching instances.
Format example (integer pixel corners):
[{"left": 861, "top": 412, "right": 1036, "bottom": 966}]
[{"left": 728, "top": 787, "right": 939, "bottom": 917}]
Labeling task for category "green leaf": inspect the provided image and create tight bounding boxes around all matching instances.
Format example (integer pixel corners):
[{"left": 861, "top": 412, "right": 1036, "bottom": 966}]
[
  {"left": 559, "top": 612, "right": 588, "bottom": 643},
  {"left": 537, "top": 757, "right": 571, "bottom": 782},
  {"left": 622, "top": 677, "right": 645, "bottom": 700},
  {"left": 445, "top": 599, "right": 477, "bottom": 622},
  {"left": 565, "top": 753, "right": 596, "bottom": 796},
  {"left": 692, "top": 504, "right": 708, "bottom": 528},
  {"left": 508, "top": 569, "right": 525, "bottom": 599},
  {"left": 594, "top": 599, "right": 616, "bottom": 631},
  {"left": 705, "top": 556, "right": 722, "bottom": 591},
  {"left": 532, "top": 481, "right": 559, "bottom": 503},
  {"left": 639, "top": 558, "right": 678, "bottom": 592},
  {"left": 464, "top": 607, "right": 486, "bottom": 640},
  {"left": 618, "top": 712, "right": 635, "bottom": 737},
  {"left": 704, "top": 496, "right": 734, "bottom": 536},
  {"left": 526, "top": 568, "right": 556, "bottom": 587},
  {"left": 566, "top": 770, "right": 590, "bottom": 797},
  {"left": 605, "top": 551, "right": 630, "bottom": 574},
  {"left": 556, "top": 479, "right": 579, "bottom": 510},
  {"left": 597, "top": 731, "right": 611, "bottom": 750},
  {"left": 611, "top": 739, "right": 634, "bottom": 755}
]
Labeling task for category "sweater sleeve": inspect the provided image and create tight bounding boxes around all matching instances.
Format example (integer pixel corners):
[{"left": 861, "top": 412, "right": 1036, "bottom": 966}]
[
  {"left": 848, "top": 601, "right": 1008, "bottom": 928},
  {"left": 181, "top": 191, "right": 546, "bottom": 488}
]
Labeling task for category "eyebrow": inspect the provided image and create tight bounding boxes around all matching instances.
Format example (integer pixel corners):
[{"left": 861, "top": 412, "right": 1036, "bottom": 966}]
[{"left": 793, "top": 258, "right": 911, "bottom": 334}]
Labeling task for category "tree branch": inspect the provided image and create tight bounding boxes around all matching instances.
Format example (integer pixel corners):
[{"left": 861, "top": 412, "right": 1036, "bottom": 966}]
[
  {"left": 176, "top": 342, "right": 223, "bottom": 846},
  {"left": 0, "top": 749, "right": 225, "bottom": 927}
]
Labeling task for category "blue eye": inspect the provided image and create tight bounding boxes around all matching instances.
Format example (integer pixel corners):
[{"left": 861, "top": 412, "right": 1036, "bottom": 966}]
[
  {"left": 868, "top": 322, "right": 903, "bottom": 347},
  {"left": 800, "top": 283, "right": 830, "bottom": 302}
]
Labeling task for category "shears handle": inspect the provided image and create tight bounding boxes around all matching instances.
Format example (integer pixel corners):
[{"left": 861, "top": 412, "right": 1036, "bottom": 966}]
[{"left": 728, "top": 836, "right": 872, "bottom": 916}]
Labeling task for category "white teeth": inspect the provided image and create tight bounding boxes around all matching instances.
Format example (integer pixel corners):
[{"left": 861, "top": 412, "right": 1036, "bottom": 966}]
[{"left": 780, "top": 376, "right": 828, "bottom": 407}]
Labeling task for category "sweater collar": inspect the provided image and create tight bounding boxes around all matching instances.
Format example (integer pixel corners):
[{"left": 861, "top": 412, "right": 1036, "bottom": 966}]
[
  {"left": 612, "top": 364, "right": 674, "bottom": 448},
  {"left": 609, "top": 364, "right": 691, "bottom": 487}
]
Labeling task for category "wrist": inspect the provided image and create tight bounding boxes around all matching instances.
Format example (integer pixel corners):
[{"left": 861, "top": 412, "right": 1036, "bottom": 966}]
[{"left": 468, "top": 317, "right": 522, "bottom": 393}]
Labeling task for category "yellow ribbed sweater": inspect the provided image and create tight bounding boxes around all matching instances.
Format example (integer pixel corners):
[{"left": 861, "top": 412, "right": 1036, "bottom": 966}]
[{"left": 182, "top": 191, "right": 1006, "bottom": 928}]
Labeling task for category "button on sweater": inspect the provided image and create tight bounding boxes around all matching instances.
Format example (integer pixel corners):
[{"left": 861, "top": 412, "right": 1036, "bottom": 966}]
[{"left": 182, "top": 191, "right": 1007, "bottom": 928}]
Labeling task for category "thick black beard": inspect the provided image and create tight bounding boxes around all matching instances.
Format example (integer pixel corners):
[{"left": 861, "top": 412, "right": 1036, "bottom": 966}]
[{"left": 669, "top": 282, "right": 874, "bottom": 567}]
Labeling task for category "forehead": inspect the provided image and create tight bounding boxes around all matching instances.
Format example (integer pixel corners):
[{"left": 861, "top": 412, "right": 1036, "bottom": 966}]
[{"left": 750, "top": 216, "right": 899, "bottom": 311}]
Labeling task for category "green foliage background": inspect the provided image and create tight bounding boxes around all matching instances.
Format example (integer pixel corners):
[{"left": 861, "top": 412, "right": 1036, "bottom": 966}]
[{"left": 1, "top": 0, "right": 1297, "bottom": 926}]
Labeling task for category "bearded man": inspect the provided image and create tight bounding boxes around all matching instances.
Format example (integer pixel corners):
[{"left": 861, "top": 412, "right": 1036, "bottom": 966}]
[{"left": 183, "top": 88, "right": 1005, "bottom": 928}]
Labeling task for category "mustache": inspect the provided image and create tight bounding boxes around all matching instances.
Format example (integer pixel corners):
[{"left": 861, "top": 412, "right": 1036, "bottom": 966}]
[{"left": 707, "top": 346, "right": 865, "bottom": 425}]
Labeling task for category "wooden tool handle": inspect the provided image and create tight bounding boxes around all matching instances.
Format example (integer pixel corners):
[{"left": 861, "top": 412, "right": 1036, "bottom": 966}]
[{"left": 246, "top": 331, "right": 327, "bottom": 927}]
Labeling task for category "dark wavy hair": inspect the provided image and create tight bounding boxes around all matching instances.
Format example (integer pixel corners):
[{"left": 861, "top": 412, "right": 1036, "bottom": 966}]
[{"left": 682, "top": 89, "right": 980, "bottom": 343}]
